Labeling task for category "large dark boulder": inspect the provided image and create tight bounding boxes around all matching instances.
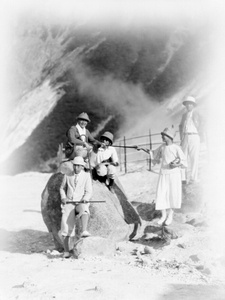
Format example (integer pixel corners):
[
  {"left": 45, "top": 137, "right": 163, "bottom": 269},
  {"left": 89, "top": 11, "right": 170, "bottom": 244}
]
[{"left": 41, "top": 161, "right": 141, "bottom": 251}]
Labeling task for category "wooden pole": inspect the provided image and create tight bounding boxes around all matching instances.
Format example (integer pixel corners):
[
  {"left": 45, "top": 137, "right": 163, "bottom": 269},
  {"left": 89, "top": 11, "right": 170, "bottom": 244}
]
[
  {"left": 124, "top": 136, "right": 127, "bottom": 173},
  {"left": 119, "top": 140, "right": 122, "bottom": 172},
  {"left": 149, "top": 129, "right": 152, "bottom": 171}
]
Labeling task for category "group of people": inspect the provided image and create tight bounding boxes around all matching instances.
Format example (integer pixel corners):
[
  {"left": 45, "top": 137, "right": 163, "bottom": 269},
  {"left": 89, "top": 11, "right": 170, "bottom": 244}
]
[
  {"left": 146, "top": 95, "right": 203, "bottom": 226},
  {"left": 59, "top": 95, "right": 203, "bottom": 258},
  {"left": 60, "top": 112, "right": 119, "bottom": 258}
]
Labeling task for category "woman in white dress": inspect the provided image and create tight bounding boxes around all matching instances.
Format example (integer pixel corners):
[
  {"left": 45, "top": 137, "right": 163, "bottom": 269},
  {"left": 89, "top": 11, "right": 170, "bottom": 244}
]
[{"left": 151, "top": 127, "right": 187, "bottom": 225}]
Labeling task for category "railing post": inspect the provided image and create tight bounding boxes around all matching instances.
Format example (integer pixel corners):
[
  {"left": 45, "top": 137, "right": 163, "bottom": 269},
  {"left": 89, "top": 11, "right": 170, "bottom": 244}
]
[
  {"left": 119, "top": 140, "right": 122, "bottom": 172},
  {"left": 149, "top": 129, "right": 152, "bottom": 171},
  {"left": 124, "top": 136, "right": 127, "bottom": 173}
]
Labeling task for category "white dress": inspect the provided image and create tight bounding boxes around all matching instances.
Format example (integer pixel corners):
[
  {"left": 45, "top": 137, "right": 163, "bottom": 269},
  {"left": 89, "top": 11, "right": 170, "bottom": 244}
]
[{"left": 153, "top": 143, "right": 187, "bottom": 210}]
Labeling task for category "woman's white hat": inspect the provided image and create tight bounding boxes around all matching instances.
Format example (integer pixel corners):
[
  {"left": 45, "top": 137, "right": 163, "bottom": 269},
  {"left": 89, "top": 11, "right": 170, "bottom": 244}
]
[
  {"left": 161, "top": 126, "right": 176, "bottom": 140},
  {"left": 183, "top": 96, "right": 196, "bottom": 106}
]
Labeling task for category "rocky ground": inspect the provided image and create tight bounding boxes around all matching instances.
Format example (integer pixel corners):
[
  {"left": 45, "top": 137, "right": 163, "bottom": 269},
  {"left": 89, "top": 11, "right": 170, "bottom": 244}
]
[{"left": 0, "top": 166, "right": 225, "bottom": 300}]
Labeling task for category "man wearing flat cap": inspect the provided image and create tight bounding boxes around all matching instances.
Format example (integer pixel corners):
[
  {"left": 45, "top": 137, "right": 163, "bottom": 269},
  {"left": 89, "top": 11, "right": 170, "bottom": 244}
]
[
  {"left": 66, "top": 112, "right": 101, "bottom": 159},
  {"left": 179, "top": 96, "right": 203, "bottom": 184}
]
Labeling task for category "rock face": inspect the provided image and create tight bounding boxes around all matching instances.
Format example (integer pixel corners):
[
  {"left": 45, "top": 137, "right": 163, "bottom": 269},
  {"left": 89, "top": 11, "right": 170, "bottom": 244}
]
[
  {"left": 136, "top": 203, "right": 161, "bottom": 221},
  {"left": 41, "top": 161, "right": 141, "bottom": 251}
]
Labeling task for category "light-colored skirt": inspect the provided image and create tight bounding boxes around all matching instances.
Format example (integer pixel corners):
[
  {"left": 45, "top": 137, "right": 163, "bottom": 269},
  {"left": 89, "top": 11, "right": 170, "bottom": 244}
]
[{"left": 155, "top": 168, "right": 182, "bottom": 210}]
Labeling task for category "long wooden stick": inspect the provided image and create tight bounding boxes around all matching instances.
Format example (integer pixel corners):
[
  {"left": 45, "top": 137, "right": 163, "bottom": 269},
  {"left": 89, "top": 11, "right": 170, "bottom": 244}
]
[{"left": 65, "top": 201, "right": 106, "bottom": 204}]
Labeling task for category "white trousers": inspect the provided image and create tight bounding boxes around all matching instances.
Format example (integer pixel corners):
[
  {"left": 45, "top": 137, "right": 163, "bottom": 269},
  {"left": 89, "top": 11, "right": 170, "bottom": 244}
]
[
  {"left": 181, "top": 134, "right": 200, "bottom": 182},
  {"left": 96, "top": 164, "right": 116, "bottom": 179}
]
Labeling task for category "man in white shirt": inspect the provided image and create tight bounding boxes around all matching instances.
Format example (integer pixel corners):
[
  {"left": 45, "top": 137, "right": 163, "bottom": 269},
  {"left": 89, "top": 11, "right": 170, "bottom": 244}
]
[
  {"left": 179, "top": 96, "right": 203, "bottom": 184},
  {"left": 60, "top": 156, "right": 93, "bottom": 258},
  {"left": 90, "top": 131, "right": 119, "bottom": 190}
]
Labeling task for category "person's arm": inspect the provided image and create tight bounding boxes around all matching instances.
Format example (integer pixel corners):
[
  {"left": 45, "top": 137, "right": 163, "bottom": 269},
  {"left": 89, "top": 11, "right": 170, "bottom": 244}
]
[
  {"left": 151, "top": 145, "right": 163, "bottom": 165},
  {"left": 67, "top": 126, "right": 84, "bottom": 146},
  {"left": 109, "top": 147, "right": 119, "bottom": 167},
  {"left": 179, "top": 114, "right": 185, "bottom": 142},
  {"left": 195, "top": 110, "right": 206, "bottom": 143},
  {"left": 86, "top": 130, "right": 101, "bottom": 147},
  {"left": 170, "top": 146, "right": 187, "bottom": 169},
  {"left": 59, "top": 175, "right": 67, "bottom": 204},
  {"left": 82, "top": 173, "right": 93, "bottom": 202}
]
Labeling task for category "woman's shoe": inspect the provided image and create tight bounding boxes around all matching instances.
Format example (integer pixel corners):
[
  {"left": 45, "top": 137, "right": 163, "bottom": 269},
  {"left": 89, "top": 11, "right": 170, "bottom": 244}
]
[
  {"left": 157, "top": 216, "right": 166, "bottom": 225},
  {"left": 157, "top": 210, "right": 167, "bottom": 225},
  {"left": 165, "top": 211, "right": 174, "bottom": 226}
]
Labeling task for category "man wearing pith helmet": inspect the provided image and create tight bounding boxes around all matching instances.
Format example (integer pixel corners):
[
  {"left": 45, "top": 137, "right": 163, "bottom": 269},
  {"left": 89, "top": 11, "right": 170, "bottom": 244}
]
[
  {"left": 59, "top": 156, "right": 93, "bottom": 258},
  {"left": 179, "top": 96, "right": 203, "bottom": 184},
  {"left": 89, "top": 131, "right": 119, "bottom": 190},
  {"left": 66, "top": 112, "right": 101, "bottom": 159}
]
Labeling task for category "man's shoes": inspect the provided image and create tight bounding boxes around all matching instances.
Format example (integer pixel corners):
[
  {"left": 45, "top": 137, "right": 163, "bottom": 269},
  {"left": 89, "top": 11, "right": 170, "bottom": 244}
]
[
  {"left": 62, "top": 251, "right": 71, "bottom": 259},
  {"left": 106, "top": 178, "right": 114, "bottom": 192},
  {"left": 81, "top": 231, "right": 91, "bottom": 238}
]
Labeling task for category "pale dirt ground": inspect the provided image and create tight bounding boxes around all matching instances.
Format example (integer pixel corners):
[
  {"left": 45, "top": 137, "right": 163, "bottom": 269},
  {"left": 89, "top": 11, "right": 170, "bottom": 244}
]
[{"left": 0, "top": 166, "right": 225, "bottom": 300}]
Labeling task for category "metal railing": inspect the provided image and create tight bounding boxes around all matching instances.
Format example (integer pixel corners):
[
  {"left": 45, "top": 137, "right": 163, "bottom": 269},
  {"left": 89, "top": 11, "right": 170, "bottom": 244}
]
[{"left": 114, "top": 129, "right": 181, "bottom": 173}]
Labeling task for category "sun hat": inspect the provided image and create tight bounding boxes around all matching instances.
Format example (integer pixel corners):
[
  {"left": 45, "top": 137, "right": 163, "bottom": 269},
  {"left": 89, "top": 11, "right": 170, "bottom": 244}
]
[
  {"left": 161, "top": 127, "right": 176, "bottom": 140},
  {"left": 100, "top": 131, "right": 114, "bottom": 144},
  {"left": 71, "top": 156, "right": 86, "bottom": 166},
  {"left": 77, "top": 112, "right": 91, "bottom": 122},
  {"left": 182, "top": 96, "right": 197, "bottom": 106}
]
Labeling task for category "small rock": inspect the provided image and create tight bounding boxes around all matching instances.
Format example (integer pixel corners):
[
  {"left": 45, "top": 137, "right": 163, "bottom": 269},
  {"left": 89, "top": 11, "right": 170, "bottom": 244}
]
[
  {"left": 201, "top": 268, "right": 211, "bottom": 275},
  {"left": 144, "top": 246, "right": 154, "bottom": 255},
  {"left": 75, "top": 236, "right": 116, "bottom": 258},
  {"left": 196, "top": 264, "right": 204, "bottom": 270},
  {"left": 51, "top": 250, "right": 61, "bottom": 256},
  {"left": 189, "top": 254, "right": 200, "bottom": 263},
  {"left": 144, "top": 233, "right": 158, "bottom": 240}
]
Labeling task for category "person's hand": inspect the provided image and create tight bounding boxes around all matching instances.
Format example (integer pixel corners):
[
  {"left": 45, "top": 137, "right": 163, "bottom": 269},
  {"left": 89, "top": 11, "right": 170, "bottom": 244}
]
[
  {"left": 83, "top": 142, "right": 89, "bottom": 149},
  {"left": 61, "top": 198, "right": 67, "bottom": 205},
  {"left": 110, "top": 162, "right": 119, "bottom": 167},
  {"left": 169, "top": 158, "right": 180, "bottom": 169},
  {"left": 80, "top": 200, "right": 89, "bottom": 204},
  {"left": 101, "top": 142, "right": 106, "bottom": 149},
  {"left": 169, "top": 162, "right": 179, "bottom": 169}
]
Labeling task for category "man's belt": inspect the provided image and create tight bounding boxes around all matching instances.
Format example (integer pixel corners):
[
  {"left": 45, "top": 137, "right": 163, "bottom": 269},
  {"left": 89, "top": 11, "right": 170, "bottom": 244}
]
[{"left": 185, "top": 133, "right": 198, "bottom": 135}]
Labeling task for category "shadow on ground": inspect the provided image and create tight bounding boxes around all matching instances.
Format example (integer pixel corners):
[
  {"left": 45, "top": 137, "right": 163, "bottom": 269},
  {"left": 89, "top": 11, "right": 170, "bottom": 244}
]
[
  {"left": 159, "top": 284, "right": 225, "bottom": 300},
  {"left": 0, "top": 228, "right": 54, "bottom": 254}
]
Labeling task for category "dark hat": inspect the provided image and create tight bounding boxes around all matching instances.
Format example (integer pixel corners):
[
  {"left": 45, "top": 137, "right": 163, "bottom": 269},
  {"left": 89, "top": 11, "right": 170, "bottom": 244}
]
[
  {"left": 77, "top": 112, "right": 91, "bottom": 122},
  {"left": 100, "top": 131, "right": 114, "bottom": 144}
]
